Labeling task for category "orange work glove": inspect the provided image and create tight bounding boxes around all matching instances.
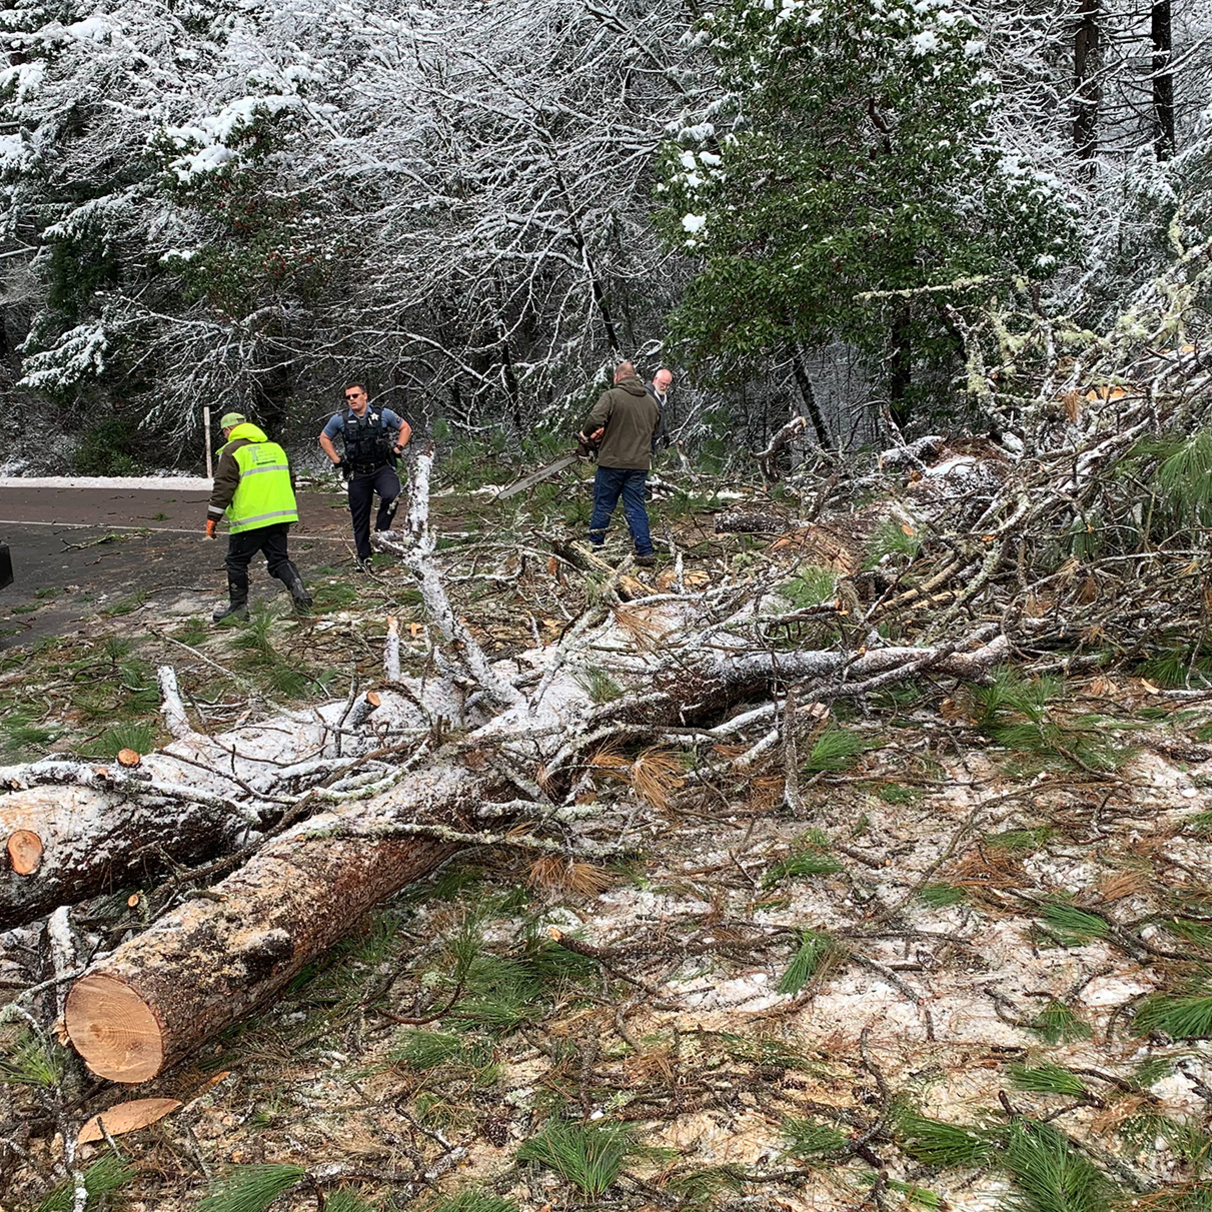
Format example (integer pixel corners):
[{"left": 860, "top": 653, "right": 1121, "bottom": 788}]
[{"left": 205, "top": 518, "right": 217, "bottom": 539}]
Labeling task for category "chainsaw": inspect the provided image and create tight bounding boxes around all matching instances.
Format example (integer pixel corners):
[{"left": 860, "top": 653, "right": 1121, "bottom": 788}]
[{"left": 494, "top": 435, "right": 598, "bottom": 501}]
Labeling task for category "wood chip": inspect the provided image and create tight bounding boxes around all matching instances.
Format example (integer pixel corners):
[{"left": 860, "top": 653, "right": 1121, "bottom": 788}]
[{"left": 78, "top": 1098, "right": 182, "bottom": 1145}]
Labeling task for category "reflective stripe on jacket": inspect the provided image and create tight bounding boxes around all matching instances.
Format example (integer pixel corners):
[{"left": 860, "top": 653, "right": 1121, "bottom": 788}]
[{"left": 209, "top": 422, "right": 298, "bottom": 534}]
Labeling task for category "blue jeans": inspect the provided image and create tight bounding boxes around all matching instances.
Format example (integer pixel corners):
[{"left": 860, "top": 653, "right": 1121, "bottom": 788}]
[{"left": 590, "top": 466, "right": 652, "bottom": 556}]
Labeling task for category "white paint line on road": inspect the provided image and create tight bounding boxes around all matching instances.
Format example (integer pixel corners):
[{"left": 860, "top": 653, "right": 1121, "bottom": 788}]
[
  {"left": 0, "top": 476, "right": 214, "bottom": 491},
  {"left": 0, "top": 519, "right": 351, "bottom": 542}
]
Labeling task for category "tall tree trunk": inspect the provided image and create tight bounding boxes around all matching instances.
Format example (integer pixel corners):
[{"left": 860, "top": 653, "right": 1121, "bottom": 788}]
[
  {"left": 551, "top": 162, "right": 619, "bottom": 353},
  {"left": 1074, "top": 0, "right": 1101, "bottom": 168},
  {"left": 1151, "top": 0, "right": 1175, "bottom": 160},
  {"left": 789, "top": 349, "right": 830, "bottom": 449}
]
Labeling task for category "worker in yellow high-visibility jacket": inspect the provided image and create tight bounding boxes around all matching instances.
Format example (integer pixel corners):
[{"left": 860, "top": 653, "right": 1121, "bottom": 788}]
[{"left": 205, "top": 412, "right": 312, "bottom": 622}]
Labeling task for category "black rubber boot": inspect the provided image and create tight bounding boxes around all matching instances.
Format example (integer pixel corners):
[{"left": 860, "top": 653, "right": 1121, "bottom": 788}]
[
  {"left": 279, "top": 561, "right": 313, "bottom": 615},
  {"left": 213, "top": 597, "right": 248, "bottom": 623},
  {"left": 214, "top": 571, "right": 249, "bottom": 622}
]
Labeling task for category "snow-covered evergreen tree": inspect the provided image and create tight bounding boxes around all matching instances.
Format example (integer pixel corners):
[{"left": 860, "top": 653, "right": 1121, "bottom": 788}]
[{"left": 657, "top": 0, "right": 1077, "bottom": 432}]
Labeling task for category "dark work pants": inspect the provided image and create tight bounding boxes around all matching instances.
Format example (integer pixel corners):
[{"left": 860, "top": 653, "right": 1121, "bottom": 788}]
[
  {"left": 589, "top": 466, "right": 653, "bottom": 556},
  {"left": 225, "top": 523, "right": 293, "bottom": 600},
  {"left": 347, "top": 464, "right": 401, "bottom": 560}
]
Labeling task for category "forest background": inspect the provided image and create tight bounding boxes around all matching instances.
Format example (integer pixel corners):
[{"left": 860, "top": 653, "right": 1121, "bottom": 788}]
[{"left": 0, "top": 0, "right": 1200, "bottom": 474}]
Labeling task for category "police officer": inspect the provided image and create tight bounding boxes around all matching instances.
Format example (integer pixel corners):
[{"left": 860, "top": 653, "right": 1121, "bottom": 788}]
[
  {"left": 318, "top": 383, "right": 411, "bottom": 569},
  {"left": 206, "top": 412, "right": 312, "bottom": 622}
]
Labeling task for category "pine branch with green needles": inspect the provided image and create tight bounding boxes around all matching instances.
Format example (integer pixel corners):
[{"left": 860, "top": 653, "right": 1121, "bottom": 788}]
[
  {"left": 1001, "top": 1119, "right": 1112, "bottom": 1212},
  {"left": 782, "top": 566, "right": 839, "bottom": 608},
  {"left": 917, "top": 882, "right": 968, "bottom": 907},
  {"left": 323, "top": 1192, "right": 380, "bottom": 1212},
  {"left": 196, "top": 1164, "right": 306, "bottom": 1212},
  {"left": 1134, "top": 994, "right": 1212, "bottom": 1040},
  {"left": 1137, "top": 1182, "right": 1212, "bottom": 1211},
  {"left": 1, "top": 1028, "right": 65, "bottom": 1087},
  {"left": 777, "top": 929, "right": 836, "bottom": 995},
  {"left": 573, "top": 666, "right": 624, "bottom": 704},
  {"left": 516, "top": 1120, "right": 634, "bottom": 1198},
  {"left": 421, "top": 1193, "right": 520, "bottom": 1212},
  {"left": 1118, "top": 1110, "right": 1212, "bottom": 1169},
  {"left": 37, "top": 1158, "right": 138, "bottom": 1212},
  {"left": 1028, "top": 1000, "right": 1093, "bottom": 1044},
  {"left": 987, "top": 827, "right": 1055, "bottom": 852},
  {"left": 764, "top": 832, "right": 843, "bottom": 887},
  {"left": 1008, "top": 1063, "right": 1091, "bottom": 1099},
  {"left": 781, "top": 1117, "right": 850, "bottom": 1160},
  {"left": 665, "top": 1165, "right": 748, "bottom": 1210},
  {"left": 895, "top": 1107, "right": 994, "bottom": 1167},
  {"left": 1036, "top": 901, "right": 1111, "bottom": 947},
  {"left": 803, "top": 725, "right": 866, "bottom": 774},
  {"left": 1137, "top": 428, "right": 1212, "bottom": 523}
]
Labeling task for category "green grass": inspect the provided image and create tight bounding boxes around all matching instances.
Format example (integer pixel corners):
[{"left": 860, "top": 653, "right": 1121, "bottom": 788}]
[{"left": 517, "top": 1119, "right": 634, "bottom": 1199}]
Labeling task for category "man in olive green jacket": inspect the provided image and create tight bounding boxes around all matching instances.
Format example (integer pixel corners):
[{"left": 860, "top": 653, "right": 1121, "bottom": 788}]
[
  {"left": 578, "top": 361, "right": 661, "bottom": 565},
  {"left": 206, "top": 412, "right": 312, "bottom": 622}
]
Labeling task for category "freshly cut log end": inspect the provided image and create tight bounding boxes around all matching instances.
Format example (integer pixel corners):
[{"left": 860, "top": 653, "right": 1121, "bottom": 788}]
[
  {"left": 65, "top": 975, "right": 164, "bottom": 1083},
  {"left": 7, "top": 829, "right": 42, "bottom": 875},
  {"left": 117, "top": 749, "right": 142, "bottom": 768},
  {"left": 366, "top": 691, "right": 382, "bottom": 708}
]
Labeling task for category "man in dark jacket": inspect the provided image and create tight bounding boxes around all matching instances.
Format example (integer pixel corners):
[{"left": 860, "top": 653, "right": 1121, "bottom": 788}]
[
  {"left": 647, "top": 367, "right": 673, "bottom": 451},
  {"left": 578, "top": 361, "right": 661, "bottom": 566},
  {"left": 206, "top": 412, "right": 312, "bottom": 622},
  {"left": 318, "top": 382, "right": 411, "bottom": 570}
]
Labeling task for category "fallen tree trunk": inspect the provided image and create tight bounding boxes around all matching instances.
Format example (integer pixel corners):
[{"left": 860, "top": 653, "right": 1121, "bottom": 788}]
[
  {"left": 65, "top": 764, "right": 493, "bottom": 1082},
  {"left": 0, "top": 681, "right": 470, "bottom": 930}
]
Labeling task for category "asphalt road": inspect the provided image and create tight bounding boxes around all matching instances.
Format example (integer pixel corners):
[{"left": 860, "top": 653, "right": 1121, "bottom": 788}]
[{"left": 0, "top": 485, "right": 357, "bottom": 647}]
